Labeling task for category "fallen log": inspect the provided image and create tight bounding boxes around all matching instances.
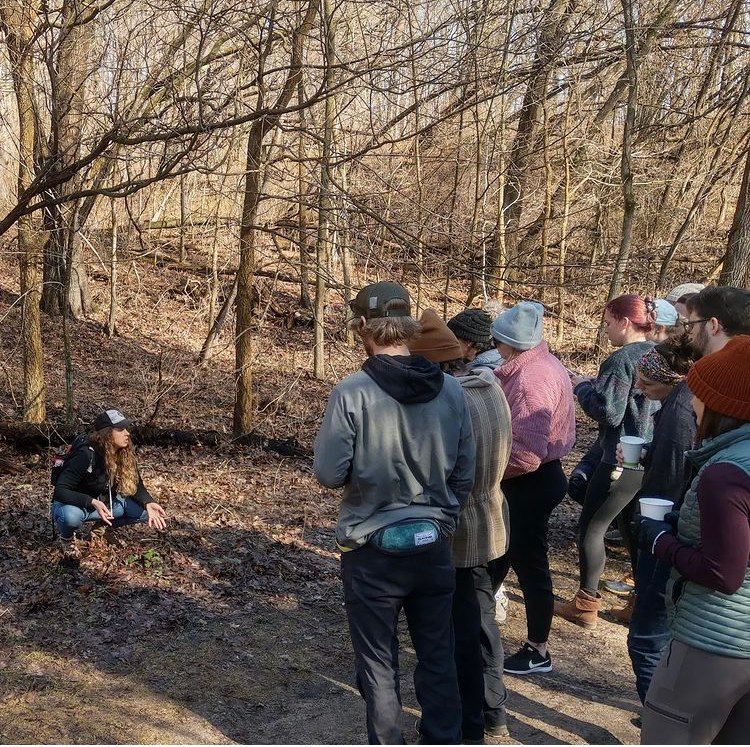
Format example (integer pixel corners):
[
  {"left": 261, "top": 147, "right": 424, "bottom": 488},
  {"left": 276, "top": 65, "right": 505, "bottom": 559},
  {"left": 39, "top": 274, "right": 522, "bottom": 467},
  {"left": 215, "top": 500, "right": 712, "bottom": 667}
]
[{"left": 0, "top": 421, "right": 311, "bottom": 459}]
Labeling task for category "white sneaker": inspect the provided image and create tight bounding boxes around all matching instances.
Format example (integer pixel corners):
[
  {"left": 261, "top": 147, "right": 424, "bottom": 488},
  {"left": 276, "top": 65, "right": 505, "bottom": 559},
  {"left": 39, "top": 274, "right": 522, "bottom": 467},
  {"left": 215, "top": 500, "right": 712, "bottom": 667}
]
[{"left": 495, "top": 584, "right": 509, "bottom": 623}]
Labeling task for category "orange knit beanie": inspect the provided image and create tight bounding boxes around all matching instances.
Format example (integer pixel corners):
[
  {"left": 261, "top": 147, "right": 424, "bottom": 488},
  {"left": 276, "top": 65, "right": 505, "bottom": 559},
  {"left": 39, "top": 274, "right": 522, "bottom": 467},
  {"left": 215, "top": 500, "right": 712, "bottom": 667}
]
[{"left": 687, "top": 335, "right": 750, "bottom": 420}]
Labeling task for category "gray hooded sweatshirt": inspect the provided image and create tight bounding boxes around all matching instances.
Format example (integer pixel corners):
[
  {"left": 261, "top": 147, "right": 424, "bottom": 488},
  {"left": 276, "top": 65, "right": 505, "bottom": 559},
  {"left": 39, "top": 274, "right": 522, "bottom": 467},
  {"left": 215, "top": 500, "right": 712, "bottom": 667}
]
[{"left": 314, "top": 354, "right": 476, "bottom": 550}]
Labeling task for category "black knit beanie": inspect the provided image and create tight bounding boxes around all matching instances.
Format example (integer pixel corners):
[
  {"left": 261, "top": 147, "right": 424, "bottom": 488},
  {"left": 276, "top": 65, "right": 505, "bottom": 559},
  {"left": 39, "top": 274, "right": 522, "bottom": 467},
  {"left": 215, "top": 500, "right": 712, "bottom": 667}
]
[{"left": 447, "top": 308, "right": 493, "bottom": 346}]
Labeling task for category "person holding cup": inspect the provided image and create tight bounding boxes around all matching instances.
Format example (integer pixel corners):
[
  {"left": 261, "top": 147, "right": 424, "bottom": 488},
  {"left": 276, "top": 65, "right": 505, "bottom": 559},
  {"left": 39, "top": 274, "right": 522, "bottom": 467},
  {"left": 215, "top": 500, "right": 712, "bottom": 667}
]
[
  {"left": 555, "top": 294, "right": 656, "bottom": 629},
  {"left": 610, "top": 338, "right": 698, "bottom": 700},
  {"left": 639, "top": 335, "right": 750, "bottom": 744}
]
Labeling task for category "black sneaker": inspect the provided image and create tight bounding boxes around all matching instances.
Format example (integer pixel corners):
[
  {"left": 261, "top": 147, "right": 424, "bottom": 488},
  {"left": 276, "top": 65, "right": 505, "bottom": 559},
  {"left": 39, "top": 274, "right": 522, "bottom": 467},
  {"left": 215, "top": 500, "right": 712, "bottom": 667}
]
[{"left": 503, "top": 643, "right": 552, "bottom": 675}]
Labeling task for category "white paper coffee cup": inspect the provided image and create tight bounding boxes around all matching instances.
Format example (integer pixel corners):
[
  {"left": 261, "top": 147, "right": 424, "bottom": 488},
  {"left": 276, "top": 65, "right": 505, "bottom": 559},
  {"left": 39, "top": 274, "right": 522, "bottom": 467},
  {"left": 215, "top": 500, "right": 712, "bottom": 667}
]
[
  {"left": 639, "top": 497, "right": 674, "bottom": 521},
  {"left": 620, "top": 436, "right": 646, "bottom": 468}
]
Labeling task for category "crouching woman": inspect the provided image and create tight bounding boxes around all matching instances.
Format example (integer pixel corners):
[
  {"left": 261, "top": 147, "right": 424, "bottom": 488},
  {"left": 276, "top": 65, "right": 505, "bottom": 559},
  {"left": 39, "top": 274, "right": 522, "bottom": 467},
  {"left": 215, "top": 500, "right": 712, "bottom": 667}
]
[
  {"left": 639, "top": 336, "right": 750, "bottom": 744},
  {"left": 53, "top": 409, "right": 168, "bottom": 540}
]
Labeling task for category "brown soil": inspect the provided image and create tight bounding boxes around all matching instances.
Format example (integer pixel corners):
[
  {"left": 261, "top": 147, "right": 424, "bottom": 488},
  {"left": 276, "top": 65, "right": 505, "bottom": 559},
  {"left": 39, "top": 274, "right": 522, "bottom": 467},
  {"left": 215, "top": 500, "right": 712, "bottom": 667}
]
[{"left": 0, "top": 251, "right": 641, "bottom": 745}]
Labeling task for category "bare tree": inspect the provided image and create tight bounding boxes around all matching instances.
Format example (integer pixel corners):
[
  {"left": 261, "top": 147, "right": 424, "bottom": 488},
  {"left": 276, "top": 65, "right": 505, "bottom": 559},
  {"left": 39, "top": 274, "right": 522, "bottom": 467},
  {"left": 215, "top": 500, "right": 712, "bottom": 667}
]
[
  {"left": 313, "top": 0, "right": 336, "bottom": 379},
  {"left": 234, "top": 0, "right": 320, "bottom": 435},
  {"left": 1, "top": 0, "right": 46, "bottom": 422},
  {"left": 720, "top": 148, "right": 750, "bottom": 288}
]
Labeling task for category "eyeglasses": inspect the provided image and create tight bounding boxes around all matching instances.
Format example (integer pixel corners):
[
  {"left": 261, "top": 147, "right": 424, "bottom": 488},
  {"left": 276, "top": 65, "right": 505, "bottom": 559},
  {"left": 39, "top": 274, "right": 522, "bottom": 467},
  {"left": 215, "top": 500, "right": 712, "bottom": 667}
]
[{"left": 681, "top": 318, "right": 711, "bottom": 332}]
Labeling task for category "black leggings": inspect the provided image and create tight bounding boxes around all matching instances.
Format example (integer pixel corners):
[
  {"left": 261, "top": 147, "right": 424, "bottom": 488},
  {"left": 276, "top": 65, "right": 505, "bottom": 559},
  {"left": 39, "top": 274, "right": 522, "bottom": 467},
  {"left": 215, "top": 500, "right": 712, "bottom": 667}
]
[
  {"left": 578, "top": 462, "right": 643, "bottom": 595},
  {"left": 489, "top": 459, "right": 567, "bottom": 644}
]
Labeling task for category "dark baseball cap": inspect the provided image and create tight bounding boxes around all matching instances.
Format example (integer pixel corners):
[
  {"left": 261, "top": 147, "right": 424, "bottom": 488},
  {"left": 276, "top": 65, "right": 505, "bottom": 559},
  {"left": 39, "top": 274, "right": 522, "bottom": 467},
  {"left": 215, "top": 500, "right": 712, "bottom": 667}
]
[
  {"left": 349, "top": 282, "right": 411, "bottom": 320},
  {"left": 93, "top": 409, "right": 134, "bottom": 431}
]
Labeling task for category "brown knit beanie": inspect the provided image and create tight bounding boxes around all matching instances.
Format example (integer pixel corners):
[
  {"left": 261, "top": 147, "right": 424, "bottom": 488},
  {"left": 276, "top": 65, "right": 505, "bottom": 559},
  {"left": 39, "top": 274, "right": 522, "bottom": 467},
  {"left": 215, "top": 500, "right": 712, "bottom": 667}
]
[
  {"left": 687, "top": 335, "right": 750, "bottom": 420},
  {"left": 410, "top": 309, "right": 464, "bottom": 363}
]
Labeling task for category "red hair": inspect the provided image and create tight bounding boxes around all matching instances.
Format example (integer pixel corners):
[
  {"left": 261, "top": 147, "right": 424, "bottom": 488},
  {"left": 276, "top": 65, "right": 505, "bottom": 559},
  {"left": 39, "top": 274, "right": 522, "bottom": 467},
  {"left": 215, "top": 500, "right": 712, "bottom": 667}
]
[{"left": 605, "top": 294, "right": 656, "bottom": 334}]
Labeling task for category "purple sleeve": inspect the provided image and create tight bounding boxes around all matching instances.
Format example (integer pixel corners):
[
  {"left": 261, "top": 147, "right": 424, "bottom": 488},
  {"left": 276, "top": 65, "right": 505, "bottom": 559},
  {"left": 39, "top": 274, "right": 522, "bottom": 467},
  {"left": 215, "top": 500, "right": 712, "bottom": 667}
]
[{"left": 655, "top": 463, "right": 750, "bottom": 594}]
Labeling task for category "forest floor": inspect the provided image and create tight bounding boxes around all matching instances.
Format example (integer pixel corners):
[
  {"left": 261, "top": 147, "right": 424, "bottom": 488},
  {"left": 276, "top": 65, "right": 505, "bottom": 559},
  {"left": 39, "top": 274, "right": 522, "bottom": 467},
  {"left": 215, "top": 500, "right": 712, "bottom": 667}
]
[{"left": 0, "top": 246, "right": 642, "bottom": 745}]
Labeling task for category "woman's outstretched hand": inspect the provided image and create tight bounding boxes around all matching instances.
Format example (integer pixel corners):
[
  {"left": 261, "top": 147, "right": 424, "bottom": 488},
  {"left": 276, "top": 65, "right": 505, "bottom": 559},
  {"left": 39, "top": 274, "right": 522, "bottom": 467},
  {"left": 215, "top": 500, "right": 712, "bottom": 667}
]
[
  {"left": 146, "top": 502, "right": 168, "bottom": 530},
  {"left": 91, "top": 498, "right": 114, "bottom": 525}
]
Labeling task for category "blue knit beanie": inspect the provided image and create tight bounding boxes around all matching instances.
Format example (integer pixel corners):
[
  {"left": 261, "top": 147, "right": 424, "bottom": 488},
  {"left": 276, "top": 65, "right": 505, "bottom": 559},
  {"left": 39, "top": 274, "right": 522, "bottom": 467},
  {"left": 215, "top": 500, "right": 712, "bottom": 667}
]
[
  {"left": 654, "top": 298, "right": 679, "bottom": 327},
  {"left": 491, "top": 301, "right": 545, "bottom": 351}
]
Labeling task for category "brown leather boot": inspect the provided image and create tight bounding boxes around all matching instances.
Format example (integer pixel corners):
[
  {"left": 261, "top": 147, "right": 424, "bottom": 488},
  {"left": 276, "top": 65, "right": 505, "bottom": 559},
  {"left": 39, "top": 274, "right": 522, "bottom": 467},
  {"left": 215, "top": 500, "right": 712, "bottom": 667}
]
[
  {"left": 611, "top": 592, "right": 636, "bottom": 625},
  {"left": 554, "top": 589, "right": 602, "bottom": 629}
]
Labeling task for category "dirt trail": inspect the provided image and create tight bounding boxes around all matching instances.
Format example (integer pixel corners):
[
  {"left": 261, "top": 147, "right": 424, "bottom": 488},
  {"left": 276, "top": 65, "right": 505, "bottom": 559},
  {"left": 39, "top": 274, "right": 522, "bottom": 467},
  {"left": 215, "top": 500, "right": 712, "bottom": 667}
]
[
  {"left": 1, "top": 485, "right": 641, "bottom": 745},
  {"left": 0, "top": 257, "right": 641, "bottom": 744}
]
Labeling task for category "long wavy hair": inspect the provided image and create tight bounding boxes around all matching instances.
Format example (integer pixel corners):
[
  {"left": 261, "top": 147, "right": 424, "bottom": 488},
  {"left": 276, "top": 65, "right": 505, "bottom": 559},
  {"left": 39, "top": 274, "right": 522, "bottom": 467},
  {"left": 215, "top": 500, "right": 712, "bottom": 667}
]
[{"left": 89, "top": 427, "right": 138, "bottom": 495}]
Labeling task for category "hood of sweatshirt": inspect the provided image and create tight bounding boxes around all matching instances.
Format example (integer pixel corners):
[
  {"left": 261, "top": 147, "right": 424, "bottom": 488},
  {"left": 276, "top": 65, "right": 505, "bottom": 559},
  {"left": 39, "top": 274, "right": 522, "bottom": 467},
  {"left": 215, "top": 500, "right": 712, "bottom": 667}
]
[
  {"left": 362, "top": 354, "right": 444, "bottom": 404},
  {"left": 456, "top": 367, "right": 498, "bottom": 390}
]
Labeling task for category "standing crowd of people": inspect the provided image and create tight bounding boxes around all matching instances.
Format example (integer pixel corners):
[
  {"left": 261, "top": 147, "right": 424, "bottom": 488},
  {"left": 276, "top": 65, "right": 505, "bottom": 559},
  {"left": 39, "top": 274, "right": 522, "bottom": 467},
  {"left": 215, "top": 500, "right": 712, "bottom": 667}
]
[
  {"left": 46, "top": 277, "right": 750, "bottom": 744},
  {"left": 313, "top": 280, "right": 750, "bottom": 745}
]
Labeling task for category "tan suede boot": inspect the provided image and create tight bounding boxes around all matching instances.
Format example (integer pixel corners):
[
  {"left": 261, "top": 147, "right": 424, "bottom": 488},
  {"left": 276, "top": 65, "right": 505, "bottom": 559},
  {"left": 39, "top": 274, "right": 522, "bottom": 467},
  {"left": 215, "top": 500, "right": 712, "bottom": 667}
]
[
  {"left": 610, "top": 592, "right": 636, "bottom": 625},
  {"left": 553, "top": 589, "right": 602, "bottom": 629}
]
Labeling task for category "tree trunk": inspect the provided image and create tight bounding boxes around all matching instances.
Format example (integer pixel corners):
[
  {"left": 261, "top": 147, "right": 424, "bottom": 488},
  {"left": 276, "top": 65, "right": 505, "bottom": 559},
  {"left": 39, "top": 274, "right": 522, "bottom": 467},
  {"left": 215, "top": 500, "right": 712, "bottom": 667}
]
[
  {"left": 233, "top": 0, "right": 319, "bottom": 435},
  {"left": 497, "top": 0, "right": 577, "bottom": 285},
  {"left": 556, "top": 98, "right": 573, "bottom": 346},
  {"left": 445, "top": 108, "right": 465, "bottom": 318},
  {"left": 297, "top": 78, "right": 313, "bottom": 310},
  {"left": 313, "top": 0, "right": 336, "bottom": 380},
  {"left": 597, "top": 0, "right": 638, "bottom": 351},
  {"left": 2, "top": 0, "right": 46, "bottom": 422},
  {"left": 107, "top": 198, "right": 118, "bottom": 337},
  {"left": 40, "top": 0, "right": 93, "bottom": 319},
  {"left": 720, "top": 149, "right": 750, "bottom": 288},
  {"left": 540, "top": 100, "right": 553, "bottom": 301},
  {"left": 234, "top": 124, "right": 263, "bottom": 434},
  {"left": 179, "top": 173, "right": 188, "bottom": 263},
  {"left": 339, "top": 150, "right": 355, "bottom": 346}
]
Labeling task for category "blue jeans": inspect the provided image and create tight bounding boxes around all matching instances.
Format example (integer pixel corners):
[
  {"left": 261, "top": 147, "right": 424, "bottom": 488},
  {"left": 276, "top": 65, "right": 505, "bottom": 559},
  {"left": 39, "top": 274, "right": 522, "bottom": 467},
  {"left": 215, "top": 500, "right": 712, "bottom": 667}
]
[
  {"left": 627, "top": 550, "right": 672, "bottom": 703},
  {"left": 53, "top": 496, "right": 147, "bottom": 539}
]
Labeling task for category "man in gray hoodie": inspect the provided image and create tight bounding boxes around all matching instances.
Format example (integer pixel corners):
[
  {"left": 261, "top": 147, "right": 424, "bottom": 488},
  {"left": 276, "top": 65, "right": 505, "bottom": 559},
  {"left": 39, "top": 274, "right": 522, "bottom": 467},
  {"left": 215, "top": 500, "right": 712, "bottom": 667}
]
[{"left": 314, "top": 281, "right": 475, "bottom": 745}]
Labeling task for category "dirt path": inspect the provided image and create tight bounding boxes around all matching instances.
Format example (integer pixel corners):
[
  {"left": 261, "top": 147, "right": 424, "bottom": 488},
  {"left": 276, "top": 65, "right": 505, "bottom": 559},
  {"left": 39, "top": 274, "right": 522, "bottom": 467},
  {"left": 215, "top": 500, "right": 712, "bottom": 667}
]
[{"left": 1, "top": 474, "right": 641, "bottom": 745}]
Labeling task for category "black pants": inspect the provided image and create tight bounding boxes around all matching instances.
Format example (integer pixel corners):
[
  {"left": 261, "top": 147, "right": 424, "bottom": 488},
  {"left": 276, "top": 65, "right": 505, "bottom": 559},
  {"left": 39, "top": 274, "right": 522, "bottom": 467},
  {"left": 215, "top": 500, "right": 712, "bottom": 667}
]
[
  {"left": 453, "top": 565, "right": 507, "bottom": 741},
  {"left": 578, "top": 462, "right": 643, "bottom": 594},
  {"left": 489, "top": 459, "right": 567, "bottom": 644},
  {"left": 341, "top": 539, "right": 461, "bottom": 745}
]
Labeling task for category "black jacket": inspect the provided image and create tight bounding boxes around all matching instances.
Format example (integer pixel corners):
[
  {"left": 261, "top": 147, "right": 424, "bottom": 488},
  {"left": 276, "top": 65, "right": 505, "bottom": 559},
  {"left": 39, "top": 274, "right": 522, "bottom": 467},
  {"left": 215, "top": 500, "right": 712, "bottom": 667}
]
[
  {"left": 53, "top": 445, "right": 153, "bottom": 510},
  {"left": 640, "top": 381, "right": 696, "bottom": 503}
]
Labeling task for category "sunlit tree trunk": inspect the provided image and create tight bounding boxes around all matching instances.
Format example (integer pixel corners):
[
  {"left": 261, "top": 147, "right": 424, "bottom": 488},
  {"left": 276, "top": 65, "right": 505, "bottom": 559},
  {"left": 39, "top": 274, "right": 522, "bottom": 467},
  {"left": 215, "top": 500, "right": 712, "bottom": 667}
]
[
  {"left": 2, "top": 0, "right": 46, "bottom": 422},
  {"left": 41, "top": 0, "right": 93, "bottom": 319}
]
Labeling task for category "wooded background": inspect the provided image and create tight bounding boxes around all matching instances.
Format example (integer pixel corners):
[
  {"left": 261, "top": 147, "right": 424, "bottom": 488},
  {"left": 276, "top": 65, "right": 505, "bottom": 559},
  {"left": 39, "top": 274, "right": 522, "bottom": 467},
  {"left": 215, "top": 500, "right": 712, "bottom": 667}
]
[{"left": 1, "top": 0, "right": 749, "bottom": 434}]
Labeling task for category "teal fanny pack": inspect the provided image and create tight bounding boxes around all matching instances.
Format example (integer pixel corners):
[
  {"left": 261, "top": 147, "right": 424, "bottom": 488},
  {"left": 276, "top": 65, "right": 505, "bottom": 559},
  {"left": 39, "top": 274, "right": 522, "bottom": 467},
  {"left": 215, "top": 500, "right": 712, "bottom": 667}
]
[{"left": 369, "top": 519, "right": 441, "bottom": 556}]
